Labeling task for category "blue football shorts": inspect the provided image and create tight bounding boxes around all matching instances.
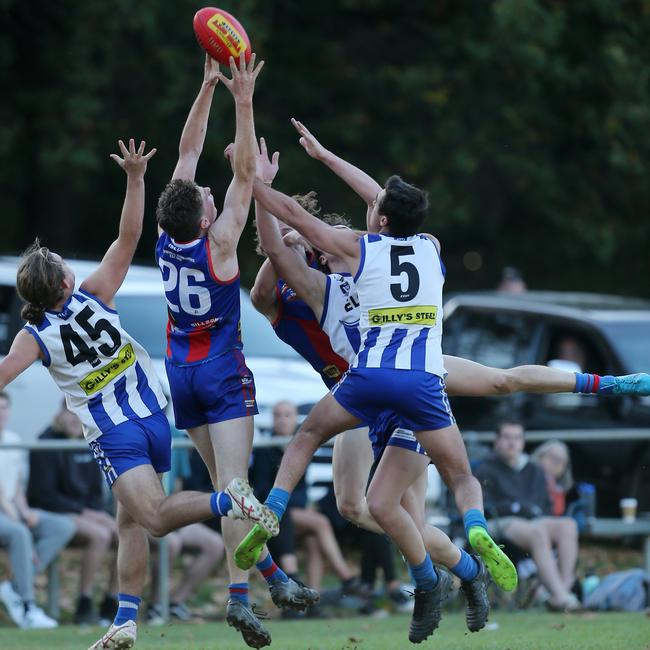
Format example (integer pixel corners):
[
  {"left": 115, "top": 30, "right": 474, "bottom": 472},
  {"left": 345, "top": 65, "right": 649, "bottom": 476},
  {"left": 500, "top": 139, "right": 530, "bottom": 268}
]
[
  {"left": 332, "top": 367, "right": 455, "bottom": 433},
  {"left": 368, "top": 410, "right": 429, "bottom": 460},
  {"left": 89, "top": 409, "right": 171, "bottom": 488},
  {"left": 165, "top": 349, "right": 258, "bottom": 429}
]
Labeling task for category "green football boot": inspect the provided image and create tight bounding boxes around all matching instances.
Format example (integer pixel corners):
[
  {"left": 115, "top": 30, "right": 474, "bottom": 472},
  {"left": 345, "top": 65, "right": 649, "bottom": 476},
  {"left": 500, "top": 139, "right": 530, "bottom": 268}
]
[
  {"left": 235, "top": 523, "right": 275, "bottom": 570},
  {"left": 468, "top": 526, "right": 518, "bottom": 592}
]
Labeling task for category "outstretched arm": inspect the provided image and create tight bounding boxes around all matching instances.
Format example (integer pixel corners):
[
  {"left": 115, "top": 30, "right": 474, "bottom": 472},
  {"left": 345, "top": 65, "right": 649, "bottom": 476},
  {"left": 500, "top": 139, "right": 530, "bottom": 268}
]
[
  {"left": 250, "top": 138, "right": 327, "bottom": 320},
  {"left": 249, "top": 137, "right": 281, "bottom": 321},
  {"left": 292, "top": 118, "right": 381, "bottom": 205},
  {"left": 171, "top": 55, "right": 221, "bottom": 183},
  {"left": 209, "top": 53, "right": 264, "bottom": 258},
  {"left": 81, "top": 139, "right": 156, "bottom": 306},
  {"left": 252, "top": 179, "right": 360, "bottom": 268}
]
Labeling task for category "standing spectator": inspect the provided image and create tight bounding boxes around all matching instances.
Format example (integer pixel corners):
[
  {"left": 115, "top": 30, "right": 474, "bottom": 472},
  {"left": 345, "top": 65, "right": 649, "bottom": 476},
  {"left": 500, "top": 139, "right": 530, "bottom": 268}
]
[
  {"left": 497, "top": 267, "right": 527, "bottom": 294},
  {"left": 250, "top": 401, "right": 359, "bottom": 602},
  {"left": 28, "top": 401, "right": 119, "bottom": 624},
  {"left": 531, "top": 441, "right": 574, "bottom": 516},
  {"left": 0, "top": 391, "right": 76, "bottom": 628},
  {"left": 474, "top": 419, "right": 580, "bottom": 611}
]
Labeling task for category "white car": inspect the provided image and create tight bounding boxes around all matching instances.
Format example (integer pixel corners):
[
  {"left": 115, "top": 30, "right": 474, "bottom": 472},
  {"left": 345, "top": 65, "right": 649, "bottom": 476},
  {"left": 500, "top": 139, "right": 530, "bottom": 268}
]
[{"left": 0, "top": 257, "right": 327, "bottom": 441}]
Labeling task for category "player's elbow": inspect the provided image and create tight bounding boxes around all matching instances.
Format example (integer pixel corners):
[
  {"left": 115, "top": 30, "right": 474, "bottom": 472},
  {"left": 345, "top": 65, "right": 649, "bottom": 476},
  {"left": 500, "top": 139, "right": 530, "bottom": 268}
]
[
  {"left": 178, "top": 146, "right": 201, "bottom": 163},
  {"left": 250, "top": 284, "right": 271, "bottom": 312}
]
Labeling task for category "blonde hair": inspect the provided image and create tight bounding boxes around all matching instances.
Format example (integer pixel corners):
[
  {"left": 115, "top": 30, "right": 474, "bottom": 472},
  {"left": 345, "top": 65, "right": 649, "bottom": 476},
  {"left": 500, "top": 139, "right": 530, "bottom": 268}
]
[{"left": 532, "top": 440, "right": 574, "bottom": 491}]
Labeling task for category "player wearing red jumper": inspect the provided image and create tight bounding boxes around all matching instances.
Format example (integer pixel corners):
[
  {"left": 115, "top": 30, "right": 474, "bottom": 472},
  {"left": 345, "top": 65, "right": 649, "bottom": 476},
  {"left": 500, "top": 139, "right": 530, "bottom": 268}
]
[{"left": 154, "top": 55, "right": 316, "bottom": 649}]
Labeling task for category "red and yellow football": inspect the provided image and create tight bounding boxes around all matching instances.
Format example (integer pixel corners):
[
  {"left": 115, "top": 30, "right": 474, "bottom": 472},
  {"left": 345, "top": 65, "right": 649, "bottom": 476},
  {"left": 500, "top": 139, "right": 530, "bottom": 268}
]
[{"left": 193, "top": 7, "right": 252, "bottom": 65}]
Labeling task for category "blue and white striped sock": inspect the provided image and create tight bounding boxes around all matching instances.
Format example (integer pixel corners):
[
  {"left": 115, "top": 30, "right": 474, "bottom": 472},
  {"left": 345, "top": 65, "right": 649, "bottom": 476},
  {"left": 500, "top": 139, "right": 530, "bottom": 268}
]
[{"left": 114, "top": 593, "right": 140, "bottom": 626}]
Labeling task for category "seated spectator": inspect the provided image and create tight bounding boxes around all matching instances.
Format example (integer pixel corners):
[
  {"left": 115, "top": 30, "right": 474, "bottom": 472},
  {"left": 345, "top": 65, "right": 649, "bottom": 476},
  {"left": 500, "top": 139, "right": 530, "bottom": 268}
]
[
  {"left": 473, "top": 419, "right": 580, "bottom": 611},
  {"left": 27, "top": 402, "right": 119, "bottom": 624},
  {"left": 531, "top": 441, "right": 574, "bottom": 517},
  {"left": 147, "top": 523, "right": 225, "bottom": 623},
  {"left": 0, "top": 391, "right": 76, "bottom": 629},
  {"left": 551, "top": 336, "right": 587, "bottom": 371},
  {"left": 250, "top": 400, "right": 360, "bottom": 604}
]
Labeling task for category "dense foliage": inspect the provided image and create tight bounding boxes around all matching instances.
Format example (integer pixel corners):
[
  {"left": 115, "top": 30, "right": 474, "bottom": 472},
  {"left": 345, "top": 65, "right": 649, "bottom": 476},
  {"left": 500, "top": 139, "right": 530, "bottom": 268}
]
[{"left": 3, "top": 0, "right": 649, "bottom": 294}]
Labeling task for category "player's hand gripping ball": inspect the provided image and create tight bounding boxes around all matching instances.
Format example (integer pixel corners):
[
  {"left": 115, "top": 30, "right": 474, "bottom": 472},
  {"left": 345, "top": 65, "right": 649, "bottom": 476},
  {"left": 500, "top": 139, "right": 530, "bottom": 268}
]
[{"left": 193, "top": 7, "right": 251, "bottom": 65}]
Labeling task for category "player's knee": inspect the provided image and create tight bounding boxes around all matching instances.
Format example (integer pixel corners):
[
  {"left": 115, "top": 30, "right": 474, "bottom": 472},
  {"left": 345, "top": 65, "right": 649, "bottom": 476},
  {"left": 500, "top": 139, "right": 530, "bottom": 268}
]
[
  {"left": 336, "top": 496, "right": 363, "bottom": 525},
  {"left": 492, "top": 370, "right": 516, "bottom": 395},
  {"left": 366, "top": 491, "right": 390, "bottom": 524},
  {"left": 147, "top": 523, "right": 171, "bottom": 538},
  {"left": 139, "top": 512, "right": 171, "bottom": 538}
]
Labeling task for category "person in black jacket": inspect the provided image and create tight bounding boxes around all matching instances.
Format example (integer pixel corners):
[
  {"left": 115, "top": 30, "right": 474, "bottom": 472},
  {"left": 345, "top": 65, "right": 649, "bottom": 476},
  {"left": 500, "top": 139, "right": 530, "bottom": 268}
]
[
  {"left": 473, "top": 419, "right": 580, "bottom": 611},
  {"left": 28, "top": 403, "right": 119, "bottom": 624}
]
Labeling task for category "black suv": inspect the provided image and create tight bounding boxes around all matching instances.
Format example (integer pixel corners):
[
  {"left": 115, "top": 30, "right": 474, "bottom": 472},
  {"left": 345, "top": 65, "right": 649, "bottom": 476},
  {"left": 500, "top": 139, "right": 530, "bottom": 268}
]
[{"left": 443, "top": 291, "right": 650, "bottom": 517}]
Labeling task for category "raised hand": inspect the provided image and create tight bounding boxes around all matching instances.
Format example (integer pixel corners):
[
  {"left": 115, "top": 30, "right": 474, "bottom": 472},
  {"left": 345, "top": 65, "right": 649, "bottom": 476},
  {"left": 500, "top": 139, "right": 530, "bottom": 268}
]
[
  {"left": 203, "top": 53, "right": 220, "bottom": 87},
  {"left": 110, "top": 139, "right": 157, "bottom": 177},
  {"left": 217, "top": 52, "right": 264, "bottom": 103},
  {"left": 256, "top": 137, "right": 280, "bottom": 184},
  {"left": 291, "top": 118, "right": 327, "bottom": 161}
]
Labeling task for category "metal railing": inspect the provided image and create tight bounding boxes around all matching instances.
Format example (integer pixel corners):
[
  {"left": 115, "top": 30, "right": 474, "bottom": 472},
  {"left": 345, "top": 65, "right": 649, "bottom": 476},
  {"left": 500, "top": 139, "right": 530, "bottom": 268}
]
[{"left": 1, "top": 428, "right": 649, "bottom": 623}]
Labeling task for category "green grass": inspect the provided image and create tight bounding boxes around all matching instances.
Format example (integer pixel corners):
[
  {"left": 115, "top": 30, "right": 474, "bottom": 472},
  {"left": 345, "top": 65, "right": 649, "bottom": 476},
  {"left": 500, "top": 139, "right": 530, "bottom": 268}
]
[{"left": 0, "top": 612, "right": 648, "bottom": 650}]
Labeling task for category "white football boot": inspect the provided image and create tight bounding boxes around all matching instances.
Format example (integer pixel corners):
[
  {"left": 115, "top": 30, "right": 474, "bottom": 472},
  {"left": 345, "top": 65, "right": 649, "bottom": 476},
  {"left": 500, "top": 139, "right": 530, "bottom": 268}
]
[
  {"left": 88, "top": 620, "right": 137, "bottom": 649},
  {"left": 225, "top": 478, "right": 279, "bottom": 536}
]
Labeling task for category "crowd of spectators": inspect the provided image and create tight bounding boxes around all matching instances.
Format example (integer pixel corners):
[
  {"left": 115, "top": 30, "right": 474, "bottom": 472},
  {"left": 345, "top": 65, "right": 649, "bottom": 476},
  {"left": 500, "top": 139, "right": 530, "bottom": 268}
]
[{"left": 1, "top": 388, "right": 637, "bottom": 628}]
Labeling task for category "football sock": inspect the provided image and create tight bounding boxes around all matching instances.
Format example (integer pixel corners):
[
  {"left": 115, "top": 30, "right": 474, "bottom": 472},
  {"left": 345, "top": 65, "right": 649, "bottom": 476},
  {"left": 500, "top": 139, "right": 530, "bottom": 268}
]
[
  {"left": 450, "top": 549, "right": 480, "bottom": 582},
  {"left": 114, "top": 593, "right": 140, "bottom": 625},
  {"left": 574, "top": 372, "right": 610, "bottom": 394},
  {"left": 265, "top": 487, "right": 290, "bottom": 520},
  {"left": 409, "top": 554, "right": 438, "bottom": 591},
  {"left": 210, "top": 491, "right": 232, "bottom": 517},
  {"left": 228, "top": 583, "right": 249, "bottom": 606},
  {"left": 463, "top": 509, "right": 488, "bottom": 539},
  {"left": 256, "top": 552, "right": 289, "bottom": 584}
]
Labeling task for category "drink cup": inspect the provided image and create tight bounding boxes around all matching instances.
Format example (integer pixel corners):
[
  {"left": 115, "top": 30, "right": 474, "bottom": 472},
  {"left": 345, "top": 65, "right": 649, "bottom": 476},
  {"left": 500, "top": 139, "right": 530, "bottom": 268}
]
[{"left": 620, "top": 498, "right": 638, "bottom": 523}]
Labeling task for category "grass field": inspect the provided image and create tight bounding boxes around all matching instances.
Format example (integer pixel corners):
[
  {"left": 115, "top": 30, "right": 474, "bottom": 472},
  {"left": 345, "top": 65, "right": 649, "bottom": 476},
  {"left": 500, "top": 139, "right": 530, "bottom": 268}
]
[{"left": 0, "top": 611, "right": 647, "bottom": 650}]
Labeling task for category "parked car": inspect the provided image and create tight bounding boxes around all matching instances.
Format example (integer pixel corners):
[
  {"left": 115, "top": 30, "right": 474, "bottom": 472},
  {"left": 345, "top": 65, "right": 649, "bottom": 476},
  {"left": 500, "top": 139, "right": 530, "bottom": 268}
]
[
  {"left": 443, "top": 291, "right": 650, "bottom": 516},
  {"left": 0, "top": 257, "right": 327, "bottom": 441}
]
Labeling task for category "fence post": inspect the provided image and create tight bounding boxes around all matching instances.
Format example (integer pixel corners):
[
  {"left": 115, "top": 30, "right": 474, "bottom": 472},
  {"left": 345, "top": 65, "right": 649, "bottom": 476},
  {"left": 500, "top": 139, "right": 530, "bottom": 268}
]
[{"left": 46, "top": 558, "right": 60, "bottom": 620}]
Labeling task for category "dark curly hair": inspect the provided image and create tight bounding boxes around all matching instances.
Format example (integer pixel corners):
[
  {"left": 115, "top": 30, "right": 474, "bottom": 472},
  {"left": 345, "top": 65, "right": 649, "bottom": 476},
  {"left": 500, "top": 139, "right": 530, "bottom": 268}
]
[
  {"left": 16, "top": 239, "right": 66, "bottom": 324},
  {"left": 156, "top": 179, "right": 204, "bottom": 241},
  {"left": 379, "top": 175, "right": 428, "bottom": 237}
]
